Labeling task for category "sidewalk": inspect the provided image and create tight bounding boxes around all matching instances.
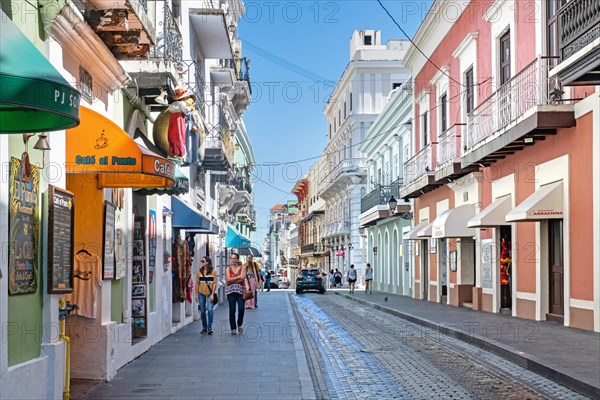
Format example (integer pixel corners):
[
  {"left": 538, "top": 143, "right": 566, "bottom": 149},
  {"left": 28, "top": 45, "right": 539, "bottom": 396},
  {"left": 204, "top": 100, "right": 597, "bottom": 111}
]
[
  {"left": 85, "top": 291, "right": 316, "bottom": 400},
  {"left": 335, "top": 290, "right": 600, "bottom": 399}
]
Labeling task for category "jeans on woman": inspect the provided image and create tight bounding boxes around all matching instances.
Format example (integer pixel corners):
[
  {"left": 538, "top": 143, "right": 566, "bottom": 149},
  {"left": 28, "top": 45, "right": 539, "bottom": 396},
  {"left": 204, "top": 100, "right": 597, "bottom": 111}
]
[
  {"left": 227, "top": 293, "right": 245, "bottom": 331},
  {"left": 198, "top": 294, "right": 214, "bottom": 330}
]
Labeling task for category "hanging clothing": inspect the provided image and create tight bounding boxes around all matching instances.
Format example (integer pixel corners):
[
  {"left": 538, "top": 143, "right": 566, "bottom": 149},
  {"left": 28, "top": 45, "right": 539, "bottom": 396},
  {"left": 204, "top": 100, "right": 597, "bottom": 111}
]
[
  {"left": 167, "top": 101, "right": 189, "bottom": 158},
  {"left": 66, "top": 252, "right": 102, "bottom": 319},
  {"left": 172, "top": 238, "right": 191, "bottom": 303}
]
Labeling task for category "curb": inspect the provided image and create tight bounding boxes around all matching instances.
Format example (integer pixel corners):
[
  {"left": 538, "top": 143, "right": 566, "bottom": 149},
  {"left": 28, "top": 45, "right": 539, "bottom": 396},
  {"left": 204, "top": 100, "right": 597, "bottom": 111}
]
[{"left": 335, "top": 292, "right": 600, "bottom": 399}]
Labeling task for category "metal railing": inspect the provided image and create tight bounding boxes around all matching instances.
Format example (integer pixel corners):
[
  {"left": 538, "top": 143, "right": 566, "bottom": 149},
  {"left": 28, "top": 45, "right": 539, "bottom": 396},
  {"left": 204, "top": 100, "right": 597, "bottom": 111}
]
[
  {"left": 437, "top": 124, "right": 464, "bottom": 166},
  {"left": 559, "top": 0, "right": 600, "bottom": 60},
  {"left": 465, "top": 56, "right": 565, "bottom": 153},
  {"left": 403, "top": 144, "right": 435, "bottom": 185},
  {"left": 150, "top": 1, "right": 183, "bottom": 63},
  {"left": 301, "top": 244, "right": 316, "bottom": 253}
]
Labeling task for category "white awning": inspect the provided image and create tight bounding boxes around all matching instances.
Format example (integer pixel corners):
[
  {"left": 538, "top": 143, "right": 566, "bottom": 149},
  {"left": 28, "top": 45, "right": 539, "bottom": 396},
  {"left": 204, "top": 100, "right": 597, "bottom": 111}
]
[
  {"left": 506, "top": 181, "right": 563, "bottom": 222},
  {"left": 468, "top": 196, "right": 512, "bottom": 227},
  {"left": 432, "top": 204, "right": 476, "bottom": 238},
  {"left": 403, "top": 221, "right": 429, "bottom": 240},
  {"left": 417, "top": 222, "right": 434, "bottom": 238}
]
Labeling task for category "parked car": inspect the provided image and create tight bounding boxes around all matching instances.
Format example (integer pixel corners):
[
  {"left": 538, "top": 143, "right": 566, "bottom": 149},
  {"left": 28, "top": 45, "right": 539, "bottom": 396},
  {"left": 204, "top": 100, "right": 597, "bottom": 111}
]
[{"left": 296, "top": 268, "right": 326, "bottom": 294}]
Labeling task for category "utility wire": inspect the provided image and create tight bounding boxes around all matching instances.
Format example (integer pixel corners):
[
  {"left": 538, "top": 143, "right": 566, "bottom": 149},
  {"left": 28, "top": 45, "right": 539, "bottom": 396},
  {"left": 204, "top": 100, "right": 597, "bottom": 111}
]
[{"left": 376, "top": 0, "right": 465, "bottom": 88}]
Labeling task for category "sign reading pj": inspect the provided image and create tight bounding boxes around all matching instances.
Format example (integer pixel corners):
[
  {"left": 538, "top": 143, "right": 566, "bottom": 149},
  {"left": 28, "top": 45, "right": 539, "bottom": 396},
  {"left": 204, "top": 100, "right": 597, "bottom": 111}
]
[{"left": 8, "top": 155, "right": 40, "bottom": 295}]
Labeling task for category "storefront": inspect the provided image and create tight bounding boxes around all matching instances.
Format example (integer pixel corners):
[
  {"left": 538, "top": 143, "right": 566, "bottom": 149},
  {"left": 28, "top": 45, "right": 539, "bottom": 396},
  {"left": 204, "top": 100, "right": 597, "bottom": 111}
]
[
  {"left": 64, "top": 106, "right": 175, "bottom": 380},
  {"left": 0, "top": 12, "right": 82, "bottom": 399}
]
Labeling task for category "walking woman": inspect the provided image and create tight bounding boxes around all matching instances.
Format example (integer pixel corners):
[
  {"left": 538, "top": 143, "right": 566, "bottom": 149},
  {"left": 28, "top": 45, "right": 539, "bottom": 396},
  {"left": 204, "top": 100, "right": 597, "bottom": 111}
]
[
  {"left": 225, "top": 253, "right": 247, "bottom": 335},
  {"left": 365, "top": 263, "right": 373, "bottom": 294},
  {"left": 244, "top": 254, "right": 261, "bottom": 309},
  {"left": 197, "top": 256, "right": 217, "bottom": 335}
]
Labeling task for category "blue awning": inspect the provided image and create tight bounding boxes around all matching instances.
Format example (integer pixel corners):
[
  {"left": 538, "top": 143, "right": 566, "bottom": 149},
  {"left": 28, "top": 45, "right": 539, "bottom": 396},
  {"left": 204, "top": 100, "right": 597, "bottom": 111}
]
[
  {"left": 172, "top": 197, "right": 212, "bottom": 231},
  {"left": 225, "top": 226, "right": 250, "bottom": 248}
]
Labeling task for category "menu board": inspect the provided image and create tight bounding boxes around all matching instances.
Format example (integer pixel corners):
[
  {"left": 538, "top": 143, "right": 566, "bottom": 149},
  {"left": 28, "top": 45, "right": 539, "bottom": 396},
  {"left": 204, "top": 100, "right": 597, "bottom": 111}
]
[
  {"left": 48, "top": 186, "right": 75, "bottom": 294},
  {"left": 103, "top": 201, "right": 116, "bottom": 279}
]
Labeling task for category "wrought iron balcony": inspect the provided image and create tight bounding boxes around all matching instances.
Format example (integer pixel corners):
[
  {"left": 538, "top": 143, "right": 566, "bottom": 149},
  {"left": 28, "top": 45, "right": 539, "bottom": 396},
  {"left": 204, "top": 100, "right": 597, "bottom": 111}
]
[
  {"left": 400, "top": 144, "right": 440, "bottom": 199},
  {"left": 435, "top": 124, "right": 477, "bottom": 181},
  {"left": 557, "top": 0, "right": 600, "bottom": 85},
  {"left": 150, "top": 1, "right": 183, "bottom": 64},
  {"left": 319, "top": 158, "right": 367, "bottom": 196},
  {"left": 202, "top": 102, "right": 235, "bottom": 170},
  {"left": 361, "top": 185, "right": 395, "bottom": 213},
  {"left": 463, "top": 56, "right": 575, "bottom": 167},
  {"left": 301, "top": 244, "right": 316, "bottom": 254}
]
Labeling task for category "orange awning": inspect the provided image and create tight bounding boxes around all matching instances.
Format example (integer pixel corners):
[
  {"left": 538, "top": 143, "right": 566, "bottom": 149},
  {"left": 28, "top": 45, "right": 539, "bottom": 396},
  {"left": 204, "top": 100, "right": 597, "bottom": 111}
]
[{"left": 66, "top": 107, "right": 175, "bottom": 188}]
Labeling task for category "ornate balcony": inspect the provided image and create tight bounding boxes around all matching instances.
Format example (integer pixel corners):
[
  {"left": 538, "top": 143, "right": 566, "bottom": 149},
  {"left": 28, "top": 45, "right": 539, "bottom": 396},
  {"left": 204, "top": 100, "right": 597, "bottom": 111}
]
[
  {"left": 124, "top": 1, "right": 183, "bottom": 112},
  {"left": 556, "top": 0, "right": 600, "bottom": 86},
  {"left": 85, "top": 0, "right": 155, "bottom": 60},
  {"left": 202, "top": 102, "right": 235, "bottom": 171},
  {"left": 463, "top": 57, "right": 576, "bottom": 168},
  {"left": 435, "top": 124, "right": 478, "bottom": 181},
  {"left": 319, "top": 158, "right": 367, "bottom": 199},
  {"left": 400, "top": 143, "right": 440, "bottom": 199}
]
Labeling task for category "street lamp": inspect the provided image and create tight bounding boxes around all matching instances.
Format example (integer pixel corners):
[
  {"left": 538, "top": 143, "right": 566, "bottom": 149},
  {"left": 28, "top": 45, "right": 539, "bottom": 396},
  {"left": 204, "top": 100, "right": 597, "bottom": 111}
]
[{"left": 388, "top": 196, "right": 397, "bottom": 213}]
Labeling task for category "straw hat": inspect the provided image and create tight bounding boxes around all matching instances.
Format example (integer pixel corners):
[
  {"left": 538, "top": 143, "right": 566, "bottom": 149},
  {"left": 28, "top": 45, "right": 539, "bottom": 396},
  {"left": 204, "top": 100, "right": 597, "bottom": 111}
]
[{"left": 172, "top": 85, "right": 195, "bottom": 101}]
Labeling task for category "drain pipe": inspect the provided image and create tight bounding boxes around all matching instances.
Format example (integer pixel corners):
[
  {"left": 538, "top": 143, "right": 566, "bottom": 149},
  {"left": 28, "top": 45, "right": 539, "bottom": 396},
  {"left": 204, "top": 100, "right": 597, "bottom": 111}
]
[{"left": 59, "top": 298, "right": 78, "bottom": 400}]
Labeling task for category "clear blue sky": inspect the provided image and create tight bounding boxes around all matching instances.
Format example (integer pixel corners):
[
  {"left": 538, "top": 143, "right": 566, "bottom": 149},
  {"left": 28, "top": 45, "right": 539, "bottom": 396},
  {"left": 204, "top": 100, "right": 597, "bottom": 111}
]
[{"left": 238, "top": 0, "right": 432, "bottom": 247}]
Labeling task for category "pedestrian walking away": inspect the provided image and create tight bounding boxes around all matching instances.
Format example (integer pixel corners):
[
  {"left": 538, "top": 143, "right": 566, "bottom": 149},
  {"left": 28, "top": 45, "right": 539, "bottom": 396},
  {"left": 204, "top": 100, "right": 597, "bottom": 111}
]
[
  {"left": 347, "top": 264, "right": 357, "bottom": 294},
  {"left": 329, "top": 270, "right": 335, "bottom": 288},
  {"left": 197, "top": 256, "right": 217, "bottom": 334},
  {"left": 365, "top": 263, "right": 373, "bottom": 294},
  {"left": 334, "top": 269, "right": 342, "bottom": 288},
  {"left": 225, "top": 253, "right": 247, "bottom": 335},
  {"left": 264, "top": 269, "right": 271, "bottom": 291},
  {"left": 244, "top": 254, "right": 262, "bottom": 308}
]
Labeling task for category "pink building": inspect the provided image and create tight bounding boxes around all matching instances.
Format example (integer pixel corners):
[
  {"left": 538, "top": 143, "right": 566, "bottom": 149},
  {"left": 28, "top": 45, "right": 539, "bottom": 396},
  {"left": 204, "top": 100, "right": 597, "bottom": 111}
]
[{"left": 401, "top": 0, "right": 599, "bottom": 332}]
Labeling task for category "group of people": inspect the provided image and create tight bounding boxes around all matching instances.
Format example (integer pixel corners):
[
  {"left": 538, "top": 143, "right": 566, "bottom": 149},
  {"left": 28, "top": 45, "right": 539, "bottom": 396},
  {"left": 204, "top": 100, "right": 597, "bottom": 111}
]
[{"left": 327, "top": 263, "right": 374, "bottom": 294}]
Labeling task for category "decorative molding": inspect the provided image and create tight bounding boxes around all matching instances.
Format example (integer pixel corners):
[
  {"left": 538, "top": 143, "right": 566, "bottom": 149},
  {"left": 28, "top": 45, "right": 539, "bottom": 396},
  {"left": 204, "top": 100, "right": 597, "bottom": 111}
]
[
  {"left": 453, "top": 32, "right": 479, "bottom": 59},
  {"left": 483, "top": 0, "right": 509, "bottom": 22},
  {"left": 51, "top": 2, "right": 130, "bottom": 93},
  {"left": 570, "top": 298, "right": 595, "bottom": 310}
]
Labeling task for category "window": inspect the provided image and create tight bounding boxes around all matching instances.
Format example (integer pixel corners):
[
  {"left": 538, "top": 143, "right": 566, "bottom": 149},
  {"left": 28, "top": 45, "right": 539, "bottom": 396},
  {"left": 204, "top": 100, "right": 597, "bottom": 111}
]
[
  {"left": 339, "top": 110, "right": 341, "bottom": 123},
  {"left": 465, "top": 67, "right": 474, "bottom": 114},
  {"left": 350, "top": 93, "right": 353, "bottom": 111},
  {"left": 500, "top": 31, "right": 511, "bottom": 85},
  {"left": 547, "top": 0, "right": 565, "bottom": 61},
  {"left": 422, "top": 111, "right": 429, "bottom": 146},
  {"left": 364, "top": 35, "right": 372, "bottom": 45},
  {"left": 344, "top": 101, "right": 347, "bottom": 119},
  {"left": 329, "top": 123, "right": 332, "bottom": 138},
  {"left": 392, "top": 83, "right": 402, "bottom": 90},
  {"left": 440, "top": 93, "right": 448, "bottom": 133}
]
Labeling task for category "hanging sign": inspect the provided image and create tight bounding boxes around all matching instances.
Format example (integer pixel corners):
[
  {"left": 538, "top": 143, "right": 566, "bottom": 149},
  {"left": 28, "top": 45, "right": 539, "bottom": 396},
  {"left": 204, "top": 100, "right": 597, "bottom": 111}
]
[
  {"left": 48, "top": 185, "right": 75, "bottom": 294},
  {"left": 8, "top": 155, "right": 40, "bottom": 295}
]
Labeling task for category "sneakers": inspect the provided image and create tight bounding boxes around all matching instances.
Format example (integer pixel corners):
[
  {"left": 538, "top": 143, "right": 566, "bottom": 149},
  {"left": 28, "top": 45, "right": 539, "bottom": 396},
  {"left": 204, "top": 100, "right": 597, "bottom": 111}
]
[
  {"left": 207, "top": 328, "right": 213, "bottom": 335},
  {"left": 238, "top": 326, "right": 243, "bottom": 334},
  {"left": 200, "top": 328, "right": 208, "bottom": 334}
]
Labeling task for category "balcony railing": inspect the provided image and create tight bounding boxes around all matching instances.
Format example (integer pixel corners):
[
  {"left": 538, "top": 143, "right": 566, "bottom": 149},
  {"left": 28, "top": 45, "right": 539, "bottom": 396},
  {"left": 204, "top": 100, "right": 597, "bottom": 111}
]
[
  {"left": 404, "top": 144, "right": 434, "bottom": 185},
  {"left": 301, "top": 244, "right": 316, "bottom": 253},
  {"left": 150, "top": 1, "right": 182, "bottom": 63},
  {"left": 361, "top": 178, "right": 403, "bottom": 213},
  {"left": 465, "top": 56, "right": 565, "bottom": 153},
  {"left": 437, "top": 124, "right": 464, "bottom": 166},
  {"left": 559, "top": 0, "right": 600, "bottom": 60},
  {"left": 321, "top": 158, "right": 367, "bottom": 186}
]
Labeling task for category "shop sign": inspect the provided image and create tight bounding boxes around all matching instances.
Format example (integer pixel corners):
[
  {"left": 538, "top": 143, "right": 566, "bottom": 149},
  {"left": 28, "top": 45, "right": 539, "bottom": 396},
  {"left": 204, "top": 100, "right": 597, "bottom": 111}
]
[
  {"left": 148, "top": 210, "right": 156, "bottom": 283},
  {"left": 79, "top": 66, "right": 93, "bottom": 103},
  {"left": 8, "top": 156, "right": 40, "bottom": 295},
  {"left": 48, "top": 185, "right": 75, "bottom": 294}
]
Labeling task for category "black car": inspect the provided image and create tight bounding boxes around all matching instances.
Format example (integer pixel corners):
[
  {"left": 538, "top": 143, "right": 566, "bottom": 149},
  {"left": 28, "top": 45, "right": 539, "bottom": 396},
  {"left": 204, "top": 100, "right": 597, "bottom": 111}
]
[{"left": 296, "top": 268, "right": 326, "bottom": 294}]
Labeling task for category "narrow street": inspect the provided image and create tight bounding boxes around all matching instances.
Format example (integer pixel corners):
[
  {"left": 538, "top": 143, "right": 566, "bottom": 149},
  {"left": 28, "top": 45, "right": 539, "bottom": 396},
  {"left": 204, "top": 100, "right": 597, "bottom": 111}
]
[{"left": 84, "top": 291, "right": 589, "bottom": 400}]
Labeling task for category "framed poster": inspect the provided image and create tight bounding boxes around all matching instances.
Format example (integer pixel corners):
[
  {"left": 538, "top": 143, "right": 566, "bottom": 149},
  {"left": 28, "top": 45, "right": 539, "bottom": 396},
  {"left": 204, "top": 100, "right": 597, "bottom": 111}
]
[
  {"left": 430, "top": 238, "right": 437, "bottom": 254},
  {"left": 102, "top": 201, "right": 116, "bottom": 279},
  {"left": 114, "top": 208, "right": 127, "bottom": 280},
  {"left": 481, "top": 239, "right": 494, "bottom": 289},
  {"left": 132, "top": 299, "right": 145, "bottom": 317},
  {"left": 8, "top": 156, "right": 40, "bottom": 295},
  {"left": 132, "top": 283, "right": 146, "bottom": 298},
  {"left": 48, "top": 185, "right": 75, "bottom": 294},
  {"left": 450, "top": 250, "right": 457, "bottom": 272}
]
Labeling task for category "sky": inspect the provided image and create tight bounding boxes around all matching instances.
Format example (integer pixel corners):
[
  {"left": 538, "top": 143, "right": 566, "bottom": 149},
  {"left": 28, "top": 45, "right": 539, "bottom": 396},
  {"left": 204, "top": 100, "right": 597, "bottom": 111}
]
[{"left": 238, "top": 0, "right": 433, "bottom": 247}]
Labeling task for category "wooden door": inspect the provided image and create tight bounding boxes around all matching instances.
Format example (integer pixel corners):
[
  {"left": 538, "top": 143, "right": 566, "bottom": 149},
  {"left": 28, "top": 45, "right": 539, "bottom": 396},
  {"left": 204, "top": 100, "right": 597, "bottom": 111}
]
[{"left": 548, "top": 219, "right": 564, "bottom": 317}]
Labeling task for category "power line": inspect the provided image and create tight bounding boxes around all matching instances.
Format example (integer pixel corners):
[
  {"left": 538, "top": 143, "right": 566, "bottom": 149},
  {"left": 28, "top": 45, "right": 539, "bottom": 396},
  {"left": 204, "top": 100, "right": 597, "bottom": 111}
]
[{"left": 376, "top": 0, "right": 465, "bottom": 88}]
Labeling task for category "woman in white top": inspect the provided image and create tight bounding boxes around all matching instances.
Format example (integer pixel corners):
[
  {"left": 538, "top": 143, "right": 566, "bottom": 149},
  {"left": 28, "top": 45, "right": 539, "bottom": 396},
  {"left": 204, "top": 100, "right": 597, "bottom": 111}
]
[{"left": 365, "top": 263, "right": 373, "bottom": 294}]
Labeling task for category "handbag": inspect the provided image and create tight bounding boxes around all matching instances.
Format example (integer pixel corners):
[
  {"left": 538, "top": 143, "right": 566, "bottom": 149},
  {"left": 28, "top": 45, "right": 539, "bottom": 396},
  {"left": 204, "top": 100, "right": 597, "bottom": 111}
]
[
  {"left": 242, "top": 274, "right": 254, "bottom": 300},
  {"left": 202, "top": 271, "right": 219, "bottom": 305}
]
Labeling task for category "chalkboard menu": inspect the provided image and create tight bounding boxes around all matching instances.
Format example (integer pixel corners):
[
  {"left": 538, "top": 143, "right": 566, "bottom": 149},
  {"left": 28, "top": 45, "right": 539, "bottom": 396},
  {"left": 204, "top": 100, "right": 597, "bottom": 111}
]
[{"left": 48, "top": 185, "right": 75, "bottom": 294}]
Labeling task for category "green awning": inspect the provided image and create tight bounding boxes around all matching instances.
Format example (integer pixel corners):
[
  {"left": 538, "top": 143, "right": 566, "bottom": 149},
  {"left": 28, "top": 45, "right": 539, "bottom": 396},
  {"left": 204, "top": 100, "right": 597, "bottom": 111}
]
[
  {"left": 134, "top": 167, "right": 190, "bottom": 196},
  {"left": 0, "top": 12, "right": 81, "bottom": 133}
]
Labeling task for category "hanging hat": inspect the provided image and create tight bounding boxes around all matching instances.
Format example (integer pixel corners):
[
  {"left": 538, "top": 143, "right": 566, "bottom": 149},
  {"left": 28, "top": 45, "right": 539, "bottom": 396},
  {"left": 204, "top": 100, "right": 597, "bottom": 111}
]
[{"left": 172, "top": 85, "right": 195, "bottom": 101}]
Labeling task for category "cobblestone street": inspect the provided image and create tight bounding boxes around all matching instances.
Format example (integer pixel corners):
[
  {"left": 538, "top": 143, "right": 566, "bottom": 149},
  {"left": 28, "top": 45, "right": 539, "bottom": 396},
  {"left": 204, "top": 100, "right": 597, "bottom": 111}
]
[{"left": 292, "top": 293, "right": 589, "bottom": 400}]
